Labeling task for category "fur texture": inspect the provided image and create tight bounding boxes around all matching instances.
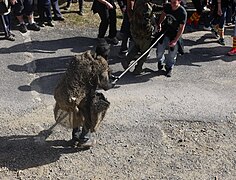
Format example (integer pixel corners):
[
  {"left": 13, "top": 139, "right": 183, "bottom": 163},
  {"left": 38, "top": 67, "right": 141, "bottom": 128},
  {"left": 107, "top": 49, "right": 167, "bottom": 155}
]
[{"left": 54, "top": 50, "right": 110, "bottom": 130}]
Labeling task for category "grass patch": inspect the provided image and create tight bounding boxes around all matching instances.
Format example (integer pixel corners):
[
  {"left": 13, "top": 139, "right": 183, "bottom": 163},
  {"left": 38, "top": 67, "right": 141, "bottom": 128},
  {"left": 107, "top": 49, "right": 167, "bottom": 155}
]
[{"left": 58, "top": 1, "right": 123, "bottom": 29}]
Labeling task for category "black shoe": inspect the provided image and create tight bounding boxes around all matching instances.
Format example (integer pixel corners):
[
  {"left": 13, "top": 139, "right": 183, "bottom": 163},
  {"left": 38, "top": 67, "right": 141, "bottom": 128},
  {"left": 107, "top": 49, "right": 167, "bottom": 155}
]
[
  {"left": 218, "top": 38, "right": 225, "bottom": 46},
  {"left": 5, "top": 34, "right": 15, "bottom": 41},
  {"left": 46, "top": 21, "right": 54, "bottom": 27},
  {"left": 28, "top": 23, "right": 40, "bottom": 31},
  {"left": 54, "top": 16, "right": 65, "bottom": 21},
  {"left": 19, "top": 23, "right": 27, "bottom": 33},
  {"left": 38, "top": 22, "right": 45, "bottom": 27},
  {"left": 78, "top": 11, "right": 84, "bottom": 16},
  {"left": 165, "top": 66, "right": 173, "bottom": 77},
  {"left": 64, "top": 2, "right": 71, "bottom": 10},
  {"left": 158, "top": 62, "right": 164, "bottom": 70}
]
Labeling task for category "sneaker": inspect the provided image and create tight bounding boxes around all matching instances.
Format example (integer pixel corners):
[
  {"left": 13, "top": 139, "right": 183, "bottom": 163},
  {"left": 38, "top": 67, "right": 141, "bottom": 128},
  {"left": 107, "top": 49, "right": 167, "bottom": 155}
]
[
  {"left": 19, "top": 23, "right": 27, "bottom": 33},
  {"left": 64, "top": 2, "right": 71, "bottom": 10},
  {"left": 28, "top": 23, "right": 40, "bottom": 31},
  {"left": 165, "top": 66, "right": 172, "bottom": 77},
  {"left": 38, "top": 22, "right": 45, "bottom": 27},
  {"left": 106, "top": 37, "right": 119, "bottom": 45},
  {"left": 5, "top": 34, "right": 15, "bottom": 41},
  {"left": 226, "top": 23, "right": 232, "bottom": 26},
  {"left": 158, "top": 62, "right": 164, "bottom": 70},
  {"left": 218, "top": 38, "right": 225, "bottom": 46},
  {"left": 46, "top": 21, "right": 54, "bottom": 27},
  {"left": 211, "top": 28, "right": 219, "bottom": 38},
  {"left": 78, "top": 138, "right": 96, "bottom": 149},
  {"left": 203, "top": 26, "right": 212, "bottom": 31},
  {"left": 227, "top": 48, "right": 236, "bottom": 56}
]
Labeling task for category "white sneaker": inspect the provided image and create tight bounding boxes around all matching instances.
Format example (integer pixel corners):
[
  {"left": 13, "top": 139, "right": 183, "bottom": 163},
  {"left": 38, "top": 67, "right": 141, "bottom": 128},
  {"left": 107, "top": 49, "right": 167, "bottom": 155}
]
[{"left": 203, "top": 26, "right": 212, "bottom": 31}]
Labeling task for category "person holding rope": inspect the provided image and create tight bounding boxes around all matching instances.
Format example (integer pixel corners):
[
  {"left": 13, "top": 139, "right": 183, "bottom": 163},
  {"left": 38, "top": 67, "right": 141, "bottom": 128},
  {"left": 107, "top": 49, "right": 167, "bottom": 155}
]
[
  {"left": 156, "top": 0, "right": 187, "bottom": 77},
  {"left": 121, "top": 0, "right": 163, "bottom": 75}
]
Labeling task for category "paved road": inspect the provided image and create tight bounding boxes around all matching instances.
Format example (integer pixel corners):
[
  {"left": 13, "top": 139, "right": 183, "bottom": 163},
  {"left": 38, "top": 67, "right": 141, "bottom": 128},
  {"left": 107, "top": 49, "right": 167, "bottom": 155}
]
[
  {"left": 0, "top": 25, "right": 235, "bottom": 122},
  {"left": 0, "top": 23, "right": 236, "bottom": 179}
]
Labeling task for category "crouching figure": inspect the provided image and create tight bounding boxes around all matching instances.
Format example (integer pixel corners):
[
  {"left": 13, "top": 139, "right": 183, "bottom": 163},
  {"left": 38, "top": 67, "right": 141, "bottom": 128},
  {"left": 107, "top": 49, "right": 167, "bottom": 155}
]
[{"left": 54, "top": 41, "right": 112, "bottom": 148}]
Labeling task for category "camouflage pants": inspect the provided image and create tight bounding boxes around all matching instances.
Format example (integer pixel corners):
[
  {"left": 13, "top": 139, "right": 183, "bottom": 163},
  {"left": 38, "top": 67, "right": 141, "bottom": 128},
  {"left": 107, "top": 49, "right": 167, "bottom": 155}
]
[{"left": 126, "top": 37, "right": 152, "bottom": 70}]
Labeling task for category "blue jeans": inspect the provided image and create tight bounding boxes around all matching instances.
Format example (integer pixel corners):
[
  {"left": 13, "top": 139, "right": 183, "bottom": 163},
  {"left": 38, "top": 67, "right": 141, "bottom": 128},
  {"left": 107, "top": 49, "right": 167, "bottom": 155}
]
[{"left": 156, "top": 36, "right": 178, "bottom": 69}]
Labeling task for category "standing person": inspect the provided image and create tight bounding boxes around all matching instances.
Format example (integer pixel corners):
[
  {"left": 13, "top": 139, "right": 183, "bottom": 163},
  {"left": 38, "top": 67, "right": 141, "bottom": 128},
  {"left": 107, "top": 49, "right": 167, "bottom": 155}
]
[
  {"left": 211, "top": 0, "right": 232, "bottom": 45},
  {"left": 186, "top": 0, "right": 207, "bottom": 28},
  {"left": 117, "top": 0, "right": 132, "bottom": 58},
  {"left": 121, "top": 0, "right": 155, "bottom": 75},
  {"left": 91, "top": 0, "right": 119, "bottom": 45},
  {"left": 0, "top": 0, "right": 15, "bottom": 40},
  {"left": 227, "top": 14, "right": 236, "bottom": 55},
  {"left": 37, "top": 0, "right": 54, "bottom": 27},
  {"left": 11, "top": 0, "right": 40, "bottom": 33},
  {"left": 51, "top": 0, "right": 64, "bottom": 21},
  {"left": 64, "top": 0, "right": 84, "bottom": 15},
  {"left": 156, "top": 0, "right": 187, "bottom": 77}
]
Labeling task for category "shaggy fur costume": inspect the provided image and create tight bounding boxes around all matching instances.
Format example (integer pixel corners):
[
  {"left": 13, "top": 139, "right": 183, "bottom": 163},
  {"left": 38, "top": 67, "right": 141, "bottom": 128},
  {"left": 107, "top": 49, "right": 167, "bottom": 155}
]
[{"left": 54, "top": 50, "right": 110, "bottom": 131}]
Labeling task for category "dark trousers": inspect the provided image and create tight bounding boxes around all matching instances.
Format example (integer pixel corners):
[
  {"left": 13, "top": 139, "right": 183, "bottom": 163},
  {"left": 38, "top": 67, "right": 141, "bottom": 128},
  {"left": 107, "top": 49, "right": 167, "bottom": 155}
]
[
  {"left": 120, "top": 11, "right": 131, "bottom": 52},
  {"left": 97, "top": 8, "right": 117, "bottom": 38},
  {"left": 38, "top": 0, "right": 52, "bottom": 22},
  {"left": 50, "top": 0, "right": 62, "bottom": 17},
  {"left": 1, "top": 14, "right": 11, "bottom": 36},
  {"left": 67, "top": 0, "right": 84, "bottom": 11},
  {"left": 192, "top": 0, "right": 204, "bottom": 14}
]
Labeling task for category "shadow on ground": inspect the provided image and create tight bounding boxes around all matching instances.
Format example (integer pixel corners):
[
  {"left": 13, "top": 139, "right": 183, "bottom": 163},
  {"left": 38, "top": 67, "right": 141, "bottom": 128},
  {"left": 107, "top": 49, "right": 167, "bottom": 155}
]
[{"left": 0, "top": 129, "right": 88, "bottom": 171}]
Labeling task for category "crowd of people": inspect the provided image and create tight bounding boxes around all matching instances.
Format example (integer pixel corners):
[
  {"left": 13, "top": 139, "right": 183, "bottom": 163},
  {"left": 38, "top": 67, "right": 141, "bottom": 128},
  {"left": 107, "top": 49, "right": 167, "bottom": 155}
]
[
  {"left": 0, "top": 0, "right": 66, "bottom": 41},
  {"left": 0, "top": 0, "right": 235, "bottom": 66}
]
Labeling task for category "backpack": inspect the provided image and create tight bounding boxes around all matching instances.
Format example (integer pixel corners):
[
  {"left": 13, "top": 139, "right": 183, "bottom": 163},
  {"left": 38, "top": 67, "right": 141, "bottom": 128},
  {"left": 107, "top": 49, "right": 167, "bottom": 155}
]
[{"left": 130, "top": 0, "right": 153, "bottom": 39}]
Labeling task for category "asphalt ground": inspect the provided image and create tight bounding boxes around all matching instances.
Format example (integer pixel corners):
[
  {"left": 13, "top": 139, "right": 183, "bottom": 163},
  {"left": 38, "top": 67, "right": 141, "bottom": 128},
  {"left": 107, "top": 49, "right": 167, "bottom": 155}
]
[{"left": 0, "top": 20, "right": 236, "bottom": 179}]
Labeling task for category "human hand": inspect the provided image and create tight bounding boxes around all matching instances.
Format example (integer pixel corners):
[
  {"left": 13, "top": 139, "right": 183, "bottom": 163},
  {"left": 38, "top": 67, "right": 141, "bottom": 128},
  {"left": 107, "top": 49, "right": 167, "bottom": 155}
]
[{"left": 169, "top": 40, "right": 177, "bottom": 47}]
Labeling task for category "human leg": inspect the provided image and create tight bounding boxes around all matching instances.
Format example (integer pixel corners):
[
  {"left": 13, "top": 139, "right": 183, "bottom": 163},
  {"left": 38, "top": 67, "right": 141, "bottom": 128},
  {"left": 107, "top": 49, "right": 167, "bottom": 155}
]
[
  {"left": 65, "top": 0, "right": 72, "bottom": 10},
  {"left": 165, "top": 43, "right": 178, "bottom": 77},
  {"left": 1, "top": 14, "right": 15, "bottom": 41},
  {"left": 217, "top": 7, "right": 227, "bottom": 45},
  {"left": 118, "top": 12, "right": 131, "bottom": 57},
  {"left": 78, "top": 0, "right": 84, "bottom": 15},
  {"left": 51, "top": 0, "right": 64, "bottom": 20},
  {"left": 228, "top": 24, "right": 236, "bottom": 56},
  {"left": 108, "top": 9, "right": 117, "bottom": 38},
  {"left": 97, "top": 10, "right": 109, "bottom": 38},
  {"left": 133, "top": 38, "right": 151, "bottom": 74},
  {"left": 121, "top": 41, "right": 139, "bottom": 70},
  {"left": 156, "top": 36, "right": 168, "bottom": 70}
]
